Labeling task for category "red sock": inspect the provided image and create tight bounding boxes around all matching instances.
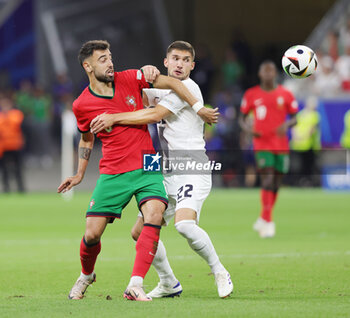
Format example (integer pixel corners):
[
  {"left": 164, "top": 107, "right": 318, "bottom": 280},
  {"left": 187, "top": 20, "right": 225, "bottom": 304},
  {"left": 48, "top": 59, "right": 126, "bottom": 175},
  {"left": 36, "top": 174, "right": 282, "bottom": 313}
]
[
  {"left": 80, "top": 237, "right": 101, "bottom": 275},
  {"left": 260, "top": 189, "right": 274, "bottom": 222},
  {"left": 131, "top": 223, "right": 160, "bottom": 278}
]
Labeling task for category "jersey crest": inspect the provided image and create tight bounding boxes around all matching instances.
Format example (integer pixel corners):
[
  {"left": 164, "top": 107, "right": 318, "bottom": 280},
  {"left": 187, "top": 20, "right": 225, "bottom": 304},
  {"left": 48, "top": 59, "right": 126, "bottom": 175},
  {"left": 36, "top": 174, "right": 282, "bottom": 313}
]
[
  {"left": 126, "top": 95, "right": 137, "bottom": 110},
  {"left": 277, "top": 96, "right": 285, "bottom": 109}
]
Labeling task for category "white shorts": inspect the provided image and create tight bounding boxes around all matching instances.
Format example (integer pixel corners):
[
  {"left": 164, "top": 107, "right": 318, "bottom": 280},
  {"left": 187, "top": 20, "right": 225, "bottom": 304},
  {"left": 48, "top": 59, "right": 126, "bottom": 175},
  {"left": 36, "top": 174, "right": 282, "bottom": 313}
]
[
  {"left": 138, "top": 174, "right": 212, "bottom": 225},
  {"left": 162, "top": 174, "right": 212, "bottom": 225}
]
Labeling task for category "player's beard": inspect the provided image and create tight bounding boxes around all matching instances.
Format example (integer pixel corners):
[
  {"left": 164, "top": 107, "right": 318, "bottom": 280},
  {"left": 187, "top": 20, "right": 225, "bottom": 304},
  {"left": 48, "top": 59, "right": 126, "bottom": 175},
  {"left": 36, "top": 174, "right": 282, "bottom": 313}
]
[{"left": 95, "top": 70, "right": 114, "bottom": 83}]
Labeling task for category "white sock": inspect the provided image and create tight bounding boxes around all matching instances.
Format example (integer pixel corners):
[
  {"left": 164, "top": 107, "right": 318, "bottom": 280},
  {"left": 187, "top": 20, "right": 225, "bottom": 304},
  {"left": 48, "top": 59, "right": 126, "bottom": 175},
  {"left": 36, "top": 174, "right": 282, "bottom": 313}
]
[
  {"left": 128, "top": 276, "right": 143, "bottom": 287},
  {"left": 175, "top": 220, "right": 226, "bottom": 274},
  {"left": 80, "top": 272, "right": 94, "bottom": 281},
  {"left": 152, "top": 239, "right": 178, "bottom": 286}
]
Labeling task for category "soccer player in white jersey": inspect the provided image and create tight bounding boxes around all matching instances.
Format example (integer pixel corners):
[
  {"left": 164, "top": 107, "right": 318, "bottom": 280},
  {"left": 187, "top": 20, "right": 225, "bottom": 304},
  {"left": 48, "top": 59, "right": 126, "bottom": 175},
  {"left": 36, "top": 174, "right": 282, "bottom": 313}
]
[{"left": 90, "top": 41, "right": 233, "bottom": 299}]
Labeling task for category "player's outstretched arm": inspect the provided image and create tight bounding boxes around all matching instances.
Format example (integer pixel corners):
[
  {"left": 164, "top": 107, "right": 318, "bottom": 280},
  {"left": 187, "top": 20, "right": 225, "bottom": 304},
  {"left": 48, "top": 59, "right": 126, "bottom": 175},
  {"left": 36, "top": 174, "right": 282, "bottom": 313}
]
[
  {"left": 153, "top": 75, "right": 198, "bottom": 107},
  {"left": 152, "top": 75, "right": 219, "bottom": 124},
  {"left": 57, "top": 132, "right": 94, "bottom": 193},
  {"left": 90, "top": 106, "right": 172, "bottom": 133}
]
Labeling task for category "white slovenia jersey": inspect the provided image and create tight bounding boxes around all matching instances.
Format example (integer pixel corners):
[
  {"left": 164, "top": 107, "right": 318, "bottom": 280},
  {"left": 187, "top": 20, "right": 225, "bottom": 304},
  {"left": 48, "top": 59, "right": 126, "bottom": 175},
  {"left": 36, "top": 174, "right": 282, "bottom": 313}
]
[{"left": 143, "top": 78, "right": 205, "bottom": 152}]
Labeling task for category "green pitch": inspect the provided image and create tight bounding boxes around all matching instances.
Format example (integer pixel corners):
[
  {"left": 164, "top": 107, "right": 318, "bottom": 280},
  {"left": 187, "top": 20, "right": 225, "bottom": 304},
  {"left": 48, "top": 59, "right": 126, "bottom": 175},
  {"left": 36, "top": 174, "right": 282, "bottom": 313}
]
[{"left": 0, "top": 189, "right": 349, "bottom": 318}]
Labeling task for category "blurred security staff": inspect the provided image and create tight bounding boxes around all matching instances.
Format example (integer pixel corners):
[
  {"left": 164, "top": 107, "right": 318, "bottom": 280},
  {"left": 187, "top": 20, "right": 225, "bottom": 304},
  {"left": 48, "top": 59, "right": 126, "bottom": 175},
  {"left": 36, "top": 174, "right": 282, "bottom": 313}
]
[{"left": 0, "top": 94, "right": 25, "bottom": 192}]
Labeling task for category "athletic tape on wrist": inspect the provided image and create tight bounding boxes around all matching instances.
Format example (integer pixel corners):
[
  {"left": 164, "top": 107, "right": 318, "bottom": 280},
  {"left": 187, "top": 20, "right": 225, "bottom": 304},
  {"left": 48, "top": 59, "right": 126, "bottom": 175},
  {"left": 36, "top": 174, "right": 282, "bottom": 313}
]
[{"left": 192, "top": 101, "right": 204, "bottom": 113}]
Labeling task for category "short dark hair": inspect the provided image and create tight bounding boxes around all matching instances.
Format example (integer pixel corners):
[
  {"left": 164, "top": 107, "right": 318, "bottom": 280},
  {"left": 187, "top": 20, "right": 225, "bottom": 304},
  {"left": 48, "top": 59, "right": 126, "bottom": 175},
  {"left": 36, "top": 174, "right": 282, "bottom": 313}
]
[
  {"left": 166, "top": 41, "right": 195, "bottom": 60},
  {"left": 78, "top": 40, "right": 110, "bottom": 66},
  {"left": 259, "top": 60, "right": 276, "bottom": 68}
]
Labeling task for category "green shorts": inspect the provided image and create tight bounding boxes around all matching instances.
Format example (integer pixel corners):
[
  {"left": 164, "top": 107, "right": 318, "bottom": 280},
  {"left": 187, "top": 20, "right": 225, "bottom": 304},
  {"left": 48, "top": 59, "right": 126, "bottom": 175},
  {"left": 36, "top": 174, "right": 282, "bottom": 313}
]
[
  {"left": 86, "top": 169, "right": 168, "bottom": 222},
  {"left": 255, "top": 151, "right": 289, "bottom": 174}
]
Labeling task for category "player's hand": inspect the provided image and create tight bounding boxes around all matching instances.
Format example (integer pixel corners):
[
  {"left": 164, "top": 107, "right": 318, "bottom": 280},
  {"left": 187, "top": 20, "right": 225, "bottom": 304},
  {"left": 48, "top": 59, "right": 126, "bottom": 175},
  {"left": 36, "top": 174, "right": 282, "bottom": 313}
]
[
  {"left": 197, "top": 107, "right": 219, "bottom": 124},
  {"left": 141, "top": 65, "right": 160, "bottom": 83},
  {"left": 57, "top": 175, "right": 83, "bottom": 193},
  {"left": 276, "top": 123, "right": 288, "bottom": 136},
  {"left": 90, "top": 113, "right": 115, "bottom": 134}
]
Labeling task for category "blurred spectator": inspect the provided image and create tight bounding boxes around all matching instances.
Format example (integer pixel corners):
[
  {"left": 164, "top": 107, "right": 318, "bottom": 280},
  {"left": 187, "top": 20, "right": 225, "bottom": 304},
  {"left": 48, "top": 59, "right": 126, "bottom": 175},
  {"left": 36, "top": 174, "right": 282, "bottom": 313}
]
[
  {"left": 15, "top": 80, "right": 35, "bottom": 156},
  {"left": 53, "top": 73, "right": 74, "bottom": 99},
  {"left": 321, "top": 30, "right": 339, "bottom": 61},
  {"left": 191, "top": 44, "right": 215, "bottom": 102},
  {"left": 335, "top": 45, "right": 350, "bottom": 91},
  {"left": 221, "top": 47, "right": 244, "bottom": 90},
  {"left": 230, "top": 29, "right": 253, "bottom": 88},
  {"left": 15, "top": 80, "right": 35, "bottom": 116},
  {"left": 52, "top": 73, "right": 74, "bottom": 147},
  {"left": 32, "top": 85, "right": 53, "bottom": 167},
  {"left": 341, "top": 109, "right": 350, "bottom": 148},
  {"left": 338, "top": 18, "right": 350, "bottom": 55},
  {"left": 313, "top": 56, "right": 341, "bottom": 97},
  {"left": 0, "top": 94, "right": 25, "bottom": 192},
  {"left": 290, "top": 96, "right": 321, "bottom": 186},
  {"left": 212, "top": 90, "right": 243, "bottom": 186}
]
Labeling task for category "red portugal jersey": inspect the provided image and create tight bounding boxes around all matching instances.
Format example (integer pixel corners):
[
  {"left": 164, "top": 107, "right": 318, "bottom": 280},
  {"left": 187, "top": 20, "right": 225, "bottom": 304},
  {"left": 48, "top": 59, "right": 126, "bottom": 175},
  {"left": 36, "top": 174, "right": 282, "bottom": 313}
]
[
  {"left": 240, "top": 85, "right": 298, "bottom": 152},
  {"left": 73, "top": 70, "right": 153, "bottom": 174}
]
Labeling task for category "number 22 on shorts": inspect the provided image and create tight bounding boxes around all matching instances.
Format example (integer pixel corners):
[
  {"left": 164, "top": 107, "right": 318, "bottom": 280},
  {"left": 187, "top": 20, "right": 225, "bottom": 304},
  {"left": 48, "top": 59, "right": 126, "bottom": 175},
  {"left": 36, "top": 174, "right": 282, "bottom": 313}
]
[{"left": 177, "top": 184, "right": 193, "bottom": 203}]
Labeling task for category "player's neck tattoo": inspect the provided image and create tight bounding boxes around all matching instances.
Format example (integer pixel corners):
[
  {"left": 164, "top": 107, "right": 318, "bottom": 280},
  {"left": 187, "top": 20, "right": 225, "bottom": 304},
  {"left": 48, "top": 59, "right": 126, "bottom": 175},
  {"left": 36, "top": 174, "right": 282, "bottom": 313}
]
[{"left": 79, "top": 147, "right": 92, "bottom": 160}]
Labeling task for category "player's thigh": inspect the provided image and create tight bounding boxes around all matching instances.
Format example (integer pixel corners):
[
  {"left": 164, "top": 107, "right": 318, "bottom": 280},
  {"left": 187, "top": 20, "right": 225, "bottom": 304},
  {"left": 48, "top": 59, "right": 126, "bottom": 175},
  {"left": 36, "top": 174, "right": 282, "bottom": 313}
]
[{"left": 174, "top": 208, "right": 197, "bottom": 223}]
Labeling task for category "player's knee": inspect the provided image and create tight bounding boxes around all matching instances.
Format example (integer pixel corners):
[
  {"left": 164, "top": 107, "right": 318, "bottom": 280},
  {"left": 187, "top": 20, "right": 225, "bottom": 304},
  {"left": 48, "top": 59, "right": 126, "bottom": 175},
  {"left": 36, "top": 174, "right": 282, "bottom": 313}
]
[
  {"left": 175, "top": 220, "right": 196, "bottom": 238},
  {"left": 262, "top": 176, "right": 274, "bottom": 190},
  {"left": 141, "top": 200, "right": 165, "bottom": 225},
  {"left": 84, "top": 231, "right": 101, "bottom": 245}
]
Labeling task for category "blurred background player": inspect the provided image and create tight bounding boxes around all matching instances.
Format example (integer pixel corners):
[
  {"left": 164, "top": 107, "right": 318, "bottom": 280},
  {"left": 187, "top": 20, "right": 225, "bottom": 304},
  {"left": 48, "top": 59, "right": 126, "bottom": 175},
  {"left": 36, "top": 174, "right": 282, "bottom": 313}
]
[
  {"left": 0, "top": 94, "right": 25, "bottom": 193},
  {"left": 57, "top": 40, "right": 213, "bottom": 301},
  {"left": 239, "top": 61, "right": 298, "bottom": 238},
  {"left": 90, "top": 40, "right": 233, "bottom": 298}
]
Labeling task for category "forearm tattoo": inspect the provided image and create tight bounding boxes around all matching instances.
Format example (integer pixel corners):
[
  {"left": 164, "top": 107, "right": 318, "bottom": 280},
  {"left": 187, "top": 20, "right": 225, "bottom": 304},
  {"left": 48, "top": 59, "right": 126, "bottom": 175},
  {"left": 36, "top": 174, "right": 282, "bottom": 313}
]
[{"left": 79, "top": 147, "right": 91, "bottom": 160}]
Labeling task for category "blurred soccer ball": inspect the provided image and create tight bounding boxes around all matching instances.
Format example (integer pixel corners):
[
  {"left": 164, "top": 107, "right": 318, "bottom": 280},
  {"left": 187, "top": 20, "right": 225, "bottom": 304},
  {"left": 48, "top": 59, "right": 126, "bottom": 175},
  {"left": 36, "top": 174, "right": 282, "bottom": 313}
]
[{"left": 282, "top": 45, "right": 318, "bottom": 79}]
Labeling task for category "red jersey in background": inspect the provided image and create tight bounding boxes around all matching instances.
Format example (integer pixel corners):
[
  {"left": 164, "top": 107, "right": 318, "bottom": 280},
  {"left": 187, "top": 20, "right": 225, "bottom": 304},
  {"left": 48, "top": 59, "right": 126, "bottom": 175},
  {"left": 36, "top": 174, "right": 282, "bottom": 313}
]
[{"left": 240, "top": 85, "right": 298, "bottom": 153}]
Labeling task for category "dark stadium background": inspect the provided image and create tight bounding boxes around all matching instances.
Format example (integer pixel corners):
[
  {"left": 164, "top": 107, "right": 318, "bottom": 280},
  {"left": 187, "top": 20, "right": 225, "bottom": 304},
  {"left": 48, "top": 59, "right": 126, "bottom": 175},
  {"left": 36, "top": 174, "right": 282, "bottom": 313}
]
[{"left": 0, "top": 0, "right": 349, "bottom": 192}]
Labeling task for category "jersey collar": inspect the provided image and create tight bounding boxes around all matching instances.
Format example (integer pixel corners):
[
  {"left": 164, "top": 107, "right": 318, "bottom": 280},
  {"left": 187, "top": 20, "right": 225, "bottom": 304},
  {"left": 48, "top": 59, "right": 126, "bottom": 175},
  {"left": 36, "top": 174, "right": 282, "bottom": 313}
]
[{"left": 89, "top": 82, "right": 115, "bottom": 99}]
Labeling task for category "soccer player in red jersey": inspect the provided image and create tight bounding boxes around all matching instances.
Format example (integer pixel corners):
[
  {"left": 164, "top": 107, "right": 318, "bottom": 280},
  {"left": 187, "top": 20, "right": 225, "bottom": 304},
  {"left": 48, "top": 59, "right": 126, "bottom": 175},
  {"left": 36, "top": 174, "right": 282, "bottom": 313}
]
[
  {"left": 239, "top": 61, "right": 298, "bottom": 238},
  {"left": 57, "top": 40, "right": 216, "bottom": 301}
]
